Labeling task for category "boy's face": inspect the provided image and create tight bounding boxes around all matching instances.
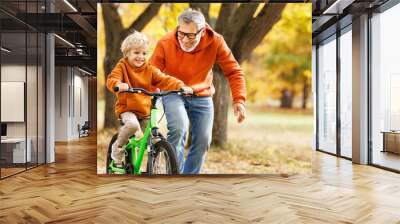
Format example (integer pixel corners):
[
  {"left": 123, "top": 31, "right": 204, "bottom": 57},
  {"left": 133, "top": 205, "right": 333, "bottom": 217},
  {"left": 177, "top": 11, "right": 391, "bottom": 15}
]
[{"left": 127, "top": 44, "right": 148, "bottom": 68}]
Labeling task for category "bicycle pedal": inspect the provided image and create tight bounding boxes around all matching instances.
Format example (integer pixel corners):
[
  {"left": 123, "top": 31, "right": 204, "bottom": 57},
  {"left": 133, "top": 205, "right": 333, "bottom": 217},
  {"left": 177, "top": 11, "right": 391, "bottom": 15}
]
[
  {"left": 109, "top": 167, "right": 126, "bottom": 174},
  {"left": 109, "top": 161, "right": 127, "bottom": 174},
  {"left": 111, "top": 167, "right": 126, "bottom": 174}
]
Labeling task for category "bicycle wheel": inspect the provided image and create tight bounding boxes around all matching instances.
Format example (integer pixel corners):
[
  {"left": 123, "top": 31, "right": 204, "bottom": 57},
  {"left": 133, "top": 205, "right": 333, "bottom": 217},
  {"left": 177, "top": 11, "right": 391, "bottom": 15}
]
[
  {"left": 148, "top": 140, "right": 179, "bottom": 175},
  {"left": 106, "top": 133, "right": 118, "bottom": 174}
]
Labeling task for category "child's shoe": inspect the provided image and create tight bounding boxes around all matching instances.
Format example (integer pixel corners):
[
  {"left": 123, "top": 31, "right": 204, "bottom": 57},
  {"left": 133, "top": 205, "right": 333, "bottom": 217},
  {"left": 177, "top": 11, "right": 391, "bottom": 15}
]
[{"left": 111, "top": 143, "right": 125, "bottom": 168}]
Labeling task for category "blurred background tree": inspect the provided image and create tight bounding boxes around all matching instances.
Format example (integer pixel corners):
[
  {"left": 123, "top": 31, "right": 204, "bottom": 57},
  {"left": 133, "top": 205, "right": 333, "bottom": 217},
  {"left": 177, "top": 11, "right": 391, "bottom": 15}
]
[
  {"left": 244, "top": 4, "right": 312, "bottom": 109},
  {"left": 264, "top": 4, "right": 312, "bottom": 109}
]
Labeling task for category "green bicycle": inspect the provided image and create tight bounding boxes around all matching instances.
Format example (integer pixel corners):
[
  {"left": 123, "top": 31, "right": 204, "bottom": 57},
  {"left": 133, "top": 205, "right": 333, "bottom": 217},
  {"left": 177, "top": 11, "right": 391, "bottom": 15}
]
[{"left": 107, "top": 87, "right": 187, "bottom": 175}]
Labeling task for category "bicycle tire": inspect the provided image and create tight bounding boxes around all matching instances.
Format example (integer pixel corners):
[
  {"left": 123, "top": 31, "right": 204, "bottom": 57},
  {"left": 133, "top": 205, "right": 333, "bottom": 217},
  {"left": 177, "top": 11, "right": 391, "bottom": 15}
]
[
  {"left": 148, "top": 140, "right": 179, "bottom": 175},
  {"left": 106, "top": 133, "right": 118, "bottom": 174}
]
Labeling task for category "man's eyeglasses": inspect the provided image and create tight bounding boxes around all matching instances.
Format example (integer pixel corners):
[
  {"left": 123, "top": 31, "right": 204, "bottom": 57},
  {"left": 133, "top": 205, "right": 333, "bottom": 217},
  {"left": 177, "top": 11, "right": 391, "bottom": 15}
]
[{"left": 176, "top": 27, "right": 203, "bottom": 40}]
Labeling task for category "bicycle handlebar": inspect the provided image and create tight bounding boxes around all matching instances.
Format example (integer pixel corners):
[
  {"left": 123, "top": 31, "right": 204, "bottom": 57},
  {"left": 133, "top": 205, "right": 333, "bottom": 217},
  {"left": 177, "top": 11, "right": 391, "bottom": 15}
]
[{"left": 114, "top": 86, "right": 196, "bottom": 97}]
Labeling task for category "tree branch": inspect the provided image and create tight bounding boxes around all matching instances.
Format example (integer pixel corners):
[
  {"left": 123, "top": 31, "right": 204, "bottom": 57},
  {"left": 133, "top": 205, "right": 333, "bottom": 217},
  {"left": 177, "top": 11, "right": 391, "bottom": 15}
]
[
  {"left": 126, "top": 3, "right": 162, "bottom": 34},
  {"left": 224, "top": 3, "right": 259, "bottom": 48},
  {"left": 189, "top": 3, "right": 210, "bottom": 23},
  {"left": 233, "top": 3, "right": 287, "bottom": 63}
]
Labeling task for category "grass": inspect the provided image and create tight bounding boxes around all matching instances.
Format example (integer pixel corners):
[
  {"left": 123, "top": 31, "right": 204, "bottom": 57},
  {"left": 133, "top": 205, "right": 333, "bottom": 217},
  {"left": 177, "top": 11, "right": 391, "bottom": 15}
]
[
  {"left": 97, "top": 105, "right": 313, "bottom": 175},
  {"left": 202, "top": 106, "right": 312, "bottom": 174}
]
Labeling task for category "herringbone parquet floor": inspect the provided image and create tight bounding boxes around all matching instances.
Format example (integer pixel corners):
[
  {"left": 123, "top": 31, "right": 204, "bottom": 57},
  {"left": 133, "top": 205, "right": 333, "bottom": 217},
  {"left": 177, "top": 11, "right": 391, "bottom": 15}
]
[{"left": 1, "top": 135, "right": 400, "bottom": 223}]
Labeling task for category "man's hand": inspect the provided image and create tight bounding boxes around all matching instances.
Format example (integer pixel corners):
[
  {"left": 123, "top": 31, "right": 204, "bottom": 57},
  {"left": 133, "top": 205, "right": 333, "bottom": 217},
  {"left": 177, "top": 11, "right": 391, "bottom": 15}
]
[
  {"left": 117, "top": 83, "right": 129, "bottom": 92},
  {"left": 233, "top": 103, "right": 246, "bottom": 123},
  {"left": 181, "top": 86, "right": 194, "bottom": 95}
]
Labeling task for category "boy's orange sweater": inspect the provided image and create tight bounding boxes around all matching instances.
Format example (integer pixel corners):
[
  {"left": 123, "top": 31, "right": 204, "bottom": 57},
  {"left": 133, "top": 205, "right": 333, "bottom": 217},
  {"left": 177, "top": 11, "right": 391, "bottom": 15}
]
[
  {"left": 150, "top": 24, "right": 246, "bottom": 105},
  {"left": 106, "top": 58, "right": 184, "bottom": 119}
]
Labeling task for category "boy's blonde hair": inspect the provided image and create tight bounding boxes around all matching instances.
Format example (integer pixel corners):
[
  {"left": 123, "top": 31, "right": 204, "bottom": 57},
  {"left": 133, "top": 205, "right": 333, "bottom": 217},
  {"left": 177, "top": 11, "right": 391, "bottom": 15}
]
[{"left": 120, "top": 31, "right": 148, "bottom": 57}]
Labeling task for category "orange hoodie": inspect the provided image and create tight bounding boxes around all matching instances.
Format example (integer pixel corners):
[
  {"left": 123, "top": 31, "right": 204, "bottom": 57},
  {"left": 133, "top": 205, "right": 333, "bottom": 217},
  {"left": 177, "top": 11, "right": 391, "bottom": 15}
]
[
  {"left": 107, "top": 58, "right": 184, "bottom": 119},
  {"left": 150, "top": 24, "right": 246, "bottom": 105}
]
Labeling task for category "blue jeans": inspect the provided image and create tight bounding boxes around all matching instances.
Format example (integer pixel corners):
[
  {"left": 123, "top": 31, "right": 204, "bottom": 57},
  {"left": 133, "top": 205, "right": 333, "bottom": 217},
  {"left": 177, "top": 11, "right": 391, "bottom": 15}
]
[{"left": 162, "top": 95, "right": 213, "bottom": 174}]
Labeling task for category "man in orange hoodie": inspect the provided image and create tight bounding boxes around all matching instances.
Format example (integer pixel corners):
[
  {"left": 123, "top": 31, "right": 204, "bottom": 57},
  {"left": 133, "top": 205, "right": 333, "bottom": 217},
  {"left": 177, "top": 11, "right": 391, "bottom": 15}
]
[{"left": 150, "top": 8, "right": 246, "bottom": 174}]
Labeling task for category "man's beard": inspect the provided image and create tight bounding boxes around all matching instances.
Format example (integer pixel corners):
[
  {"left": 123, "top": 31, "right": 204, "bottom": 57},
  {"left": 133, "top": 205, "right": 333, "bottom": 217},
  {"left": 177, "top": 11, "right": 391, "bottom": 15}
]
[{"left": 179, "top": 37, "right": 201, "bottom": 52}]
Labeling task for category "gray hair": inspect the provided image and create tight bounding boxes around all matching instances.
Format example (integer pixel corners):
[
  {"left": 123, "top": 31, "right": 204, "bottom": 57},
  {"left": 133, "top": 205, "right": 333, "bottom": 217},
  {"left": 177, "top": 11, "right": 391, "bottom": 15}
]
[{"left": 178, "top": 8, "right": 206, "bottom": 31}]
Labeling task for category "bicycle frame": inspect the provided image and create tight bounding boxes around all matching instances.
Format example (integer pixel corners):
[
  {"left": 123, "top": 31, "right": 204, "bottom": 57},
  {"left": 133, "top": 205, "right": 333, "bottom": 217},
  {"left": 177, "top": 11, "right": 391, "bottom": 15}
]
[
  {"left": 128, "top": 108, "right": 158, "bottom": 174},
  {"left": 109, "top": 108, "right": 158, "bottom": 175}
]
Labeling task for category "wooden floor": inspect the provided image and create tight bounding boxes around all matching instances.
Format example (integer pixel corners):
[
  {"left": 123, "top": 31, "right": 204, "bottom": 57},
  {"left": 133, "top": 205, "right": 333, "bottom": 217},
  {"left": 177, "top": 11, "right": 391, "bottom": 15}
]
[
  {"left": 1, "top": 135, "right": 400, "bottom": 223},
  {"left": 1, "top": 167, "right": 26, "bottom": 177}
]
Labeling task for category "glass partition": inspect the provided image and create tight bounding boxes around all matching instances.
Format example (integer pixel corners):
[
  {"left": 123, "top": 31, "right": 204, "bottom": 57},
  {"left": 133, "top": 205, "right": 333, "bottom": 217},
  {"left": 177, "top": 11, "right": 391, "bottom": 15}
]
[
  {"left": 0, "top": 0, "right": 46, "bottom": 179},
  {"left": 0, "top": 6, "right": 28, "bottom": 177},
  {"left": 339, "top": 27, "right": 352, "bottom": 158},
  {"left": 371, "top": 3, "right": 400, "bottom": 171},
  {"left": 317, "top": 35, "right": 337, "bottom": 154}
]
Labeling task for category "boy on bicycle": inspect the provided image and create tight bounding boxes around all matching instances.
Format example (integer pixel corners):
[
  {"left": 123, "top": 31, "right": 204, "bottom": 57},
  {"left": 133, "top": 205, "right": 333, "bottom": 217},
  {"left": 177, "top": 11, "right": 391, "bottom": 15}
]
[{"left": 106, "top": 31, "right": 193, "bottom": 168}]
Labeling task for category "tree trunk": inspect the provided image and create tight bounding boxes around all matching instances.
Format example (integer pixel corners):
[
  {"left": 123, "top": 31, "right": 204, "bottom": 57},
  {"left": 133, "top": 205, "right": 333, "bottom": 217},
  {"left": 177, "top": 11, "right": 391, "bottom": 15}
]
[
  {"left": 102, "top": 4, "right": 124, "bottom": 128},
  {"left": 211, "top": 3, "right": 286, "bottom": 147},
  {"left": 302, "top": 81, "right": 309, "bottom": 109},
  {"left": 280, "top": 89, "right": 293, "bottom": 108},
  {"left": 215, "top": 3, "right": 236, "bottom": 35},
  {"left": 211, "top": 66, "right": 230, "bottom": 147},
  {"left": 103, "top": 43, "right": 122, "bottom": 128}
]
